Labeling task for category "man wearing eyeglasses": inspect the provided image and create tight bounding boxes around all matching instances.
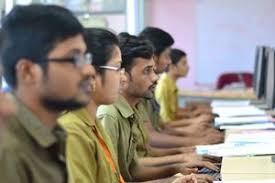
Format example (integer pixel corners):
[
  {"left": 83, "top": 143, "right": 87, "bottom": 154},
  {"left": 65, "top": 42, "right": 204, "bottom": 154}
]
[
  {"left": 97, "top": 34, "right": 214, "bottom": 183},
  {"left": 0, "top": 4, "right": 95, "bottom": 183}
]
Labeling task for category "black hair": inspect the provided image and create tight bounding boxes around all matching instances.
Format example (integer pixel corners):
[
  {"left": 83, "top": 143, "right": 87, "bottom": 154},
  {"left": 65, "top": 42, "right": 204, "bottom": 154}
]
[
  {"left": 118, "top": 32, "right": 154, "bottom": 72},
  {"left": 84, "top": 28, "right": 119, "bottom": 75},
  {"left": 170, "top": 48, "right": 187, "bottom": 65},
  {"left": 1, "top": 4, "right": 84, "bottom": 88},
  {"left": 139, "top": 27, "right": 174, "bottom": 56}
]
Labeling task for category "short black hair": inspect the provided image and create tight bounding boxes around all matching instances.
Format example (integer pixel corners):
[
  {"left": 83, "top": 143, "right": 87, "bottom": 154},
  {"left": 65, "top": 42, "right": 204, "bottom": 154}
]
[
  {"left": 170, "top": 48, "right": 187, "bottom": 65},
  {"left": 1, "top": 4, "right": 84, "bottom": 88},
  {"left": 139, "top": 27, "right": 174, "bottom": 56},
  {"left": 84, "top": 28, "right": 119, "bottom": 74},
  {"left": 118, "top": 32, "right": 154, "bottom": 72}
]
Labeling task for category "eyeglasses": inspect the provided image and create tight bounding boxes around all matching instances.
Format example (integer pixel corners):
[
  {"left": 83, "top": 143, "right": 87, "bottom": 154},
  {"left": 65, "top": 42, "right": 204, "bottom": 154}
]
[
  {"left": 99, "top": 65, "right": 125, "bottom": 75},
  {"left": 47, "top": 53, "right": 92, "bottom": 69}
]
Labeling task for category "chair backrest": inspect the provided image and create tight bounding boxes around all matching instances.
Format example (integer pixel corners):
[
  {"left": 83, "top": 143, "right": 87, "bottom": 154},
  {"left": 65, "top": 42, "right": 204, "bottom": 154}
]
[{"left": 216, "top": 72, "right": 253, "bottom": 90}]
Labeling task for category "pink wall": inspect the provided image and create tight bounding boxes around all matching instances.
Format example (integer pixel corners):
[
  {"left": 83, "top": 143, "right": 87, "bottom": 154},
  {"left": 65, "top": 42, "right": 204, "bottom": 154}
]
[{"left": 144, "top": 0, "right": 197, "bottom": 90}]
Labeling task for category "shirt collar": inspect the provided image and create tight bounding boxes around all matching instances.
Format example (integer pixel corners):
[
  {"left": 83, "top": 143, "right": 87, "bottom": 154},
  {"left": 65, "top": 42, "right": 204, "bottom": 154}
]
[
  {"left": 113, "top": 95, "right": 135, "bottom": 119},
  {"left": 70, "top": 108, "right": 96, "bottom": 127},
  {"left": 14, "top": 96, "right": 66, "bottom": 148}
]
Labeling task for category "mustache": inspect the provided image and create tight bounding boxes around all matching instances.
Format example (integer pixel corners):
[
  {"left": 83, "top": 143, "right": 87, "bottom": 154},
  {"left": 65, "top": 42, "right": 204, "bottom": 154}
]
[
  {"left": 149, "top": 81, "right": 157, "bottom": 90},
  {"left": 79, "top": 76, "right": 94, "bottom": 87}
]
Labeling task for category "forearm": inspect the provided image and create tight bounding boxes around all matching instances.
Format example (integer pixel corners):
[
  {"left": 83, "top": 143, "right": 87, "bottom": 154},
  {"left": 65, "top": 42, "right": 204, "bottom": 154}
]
[
  {"left": 128, "top": 176, "right": 176, "bottom": 183},
  {"left": 149, "top": 146, "right": 182, "bottom": 157},
  {"left": 145, "top": 121, "right": 197, "bottom": 147},
  {"left": 131, "top": 163, "right": 177, "bottom": 182},
  {"left": 139, "top": 154, "right": 184, "bottom": 167},
  {"left": 161, "top": 127, "right": 190, "bottom": 137},
  {"left": 164, "top": 119, "right": 193, "bottom": 128},
  {"left": 149, "top": 129, "right": 203, "bottom": 148},
  {"left": 148, "top": 130, "right": 197, "bottom": 148}
]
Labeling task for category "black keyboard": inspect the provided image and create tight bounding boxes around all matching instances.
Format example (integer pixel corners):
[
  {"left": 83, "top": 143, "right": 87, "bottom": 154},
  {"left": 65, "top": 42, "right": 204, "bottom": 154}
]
[{"left": 198, "top": 167, "right": 222, "bottom": 181}]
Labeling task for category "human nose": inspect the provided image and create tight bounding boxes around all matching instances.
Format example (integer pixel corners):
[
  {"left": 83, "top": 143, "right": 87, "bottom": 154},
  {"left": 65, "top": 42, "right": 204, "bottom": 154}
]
[
  {"left": 80, "top": 64, "right": 96, "bottom": 80},
  {"left": 151, "top": 70, "right": 159, "bottom": 83}
]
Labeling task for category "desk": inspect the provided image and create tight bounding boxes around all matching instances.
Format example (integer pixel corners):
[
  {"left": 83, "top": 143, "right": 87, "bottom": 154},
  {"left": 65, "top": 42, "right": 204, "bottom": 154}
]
[
  {"left": 221, "top": 156, "right": 275, "bottom": 181},
  {"left": 180, "top": 88, "right": 275, "bottom": 180},
  {"left": 178, "top": 88, "right": 256, "bottom": 100},
  {"left": 221, "top": 129, "right": 275, "bottom": 181}
]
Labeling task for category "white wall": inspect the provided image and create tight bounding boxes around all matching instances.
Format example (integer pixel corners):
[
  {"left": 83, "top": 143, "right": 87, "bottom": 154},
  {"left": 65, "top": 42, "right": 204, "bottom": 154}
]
[
  {"left": 145, "top": 0, "right": 275, "bottom": 89},
  {"left": 144, "top": 0, "right": 197, "bottom": 89},
  {"left": 197, "top": 0, "right": 275, "bottom": 84}
]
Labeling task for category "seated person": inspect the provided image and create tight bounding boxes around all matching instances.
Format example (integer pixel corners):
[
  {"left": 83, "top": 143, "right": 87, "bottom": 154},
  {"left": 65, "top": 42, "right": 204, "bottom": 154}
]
[
  {"left": 58, "top": 28, "right": 125, "bottom": 183},
  {"left": 155, "top": 49, "right": 210, "bottom": 122},
  {"left": 139, "top": 27, "right": 224, "bottom": 148},
  {"left": 59, "top": 28, "right": 196, "bottom": 183},
  {"left": 97, "top": 34, "right": 214, "bottom": 183},
  {"left": 0, "top": 5, "right": 95, "bottom": 182},
  {"left": 154, "top": 49, "right": 219, "bottom": 137}
]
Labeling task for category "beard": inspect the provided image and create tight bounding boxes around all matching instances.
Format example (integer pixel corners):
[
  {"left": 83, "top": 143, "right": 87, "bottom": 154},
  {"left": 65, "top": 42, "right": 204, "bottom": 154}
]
[
  {"left": 143, "top": 81, "right": 157, "bottom": 99},
  {"left": 143, "top": 91, "right": 154, "bottom": 99},
  {"left": 41, "top": 96, "right": 88, "bottom": 112}
]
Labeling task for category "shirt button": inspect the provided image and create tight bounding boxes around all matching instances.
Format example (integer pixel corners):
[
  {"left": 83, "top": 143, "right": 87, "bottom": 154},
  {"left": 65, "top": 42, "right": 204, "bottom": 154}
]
[{"left": 58, "top": 154, "right": 65, "bottom": 162}]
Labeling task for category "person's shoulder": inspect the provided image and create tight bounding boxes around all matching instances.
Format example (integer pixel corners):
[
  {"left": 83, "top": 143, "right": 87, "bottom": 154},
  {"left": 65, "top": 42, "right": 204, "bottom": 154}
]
[
  {"left": 96, "top": 104, "right": 119, "bottom": 118},
  {"left": 58, "top": 112, "right": 88, "bottom": 135},
  {"left": 0, "top": 122, "right": 26, "bottom": 156},
  {"left": 159, "top": 73, "right": 170, "bottom": 82}
]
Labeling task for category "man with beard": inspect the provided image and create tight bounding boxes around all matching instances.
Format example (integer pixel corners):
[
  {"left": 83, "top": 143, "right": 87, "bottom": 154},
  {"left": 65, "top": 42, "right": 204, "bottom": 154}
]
[
  {"left": 97, "top": 35, "right": 213, "bottom": 183},
  {"left": 139, "top": 27, "right": 224, "bottom": 148},
  {"left": 0, "top": 5, "right": 95, "bottom": 182}
]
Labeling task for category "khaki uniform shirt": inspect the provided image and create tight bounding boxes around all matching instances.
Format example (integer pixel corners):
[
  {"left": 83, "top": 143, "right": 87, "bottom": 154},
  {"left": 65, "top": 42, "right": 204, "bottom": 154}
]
[
  {"left": 58, "top": 108, "right": 121, "bottom": 183},
  {"left": 0, "top": 97, "right": 67, "bottom": 183},
  {"left": 140, "top": 98, "right": 162, "bottom": 132},
  {"left": 97, "top": 95, "right": 148, "bottom": 181}
]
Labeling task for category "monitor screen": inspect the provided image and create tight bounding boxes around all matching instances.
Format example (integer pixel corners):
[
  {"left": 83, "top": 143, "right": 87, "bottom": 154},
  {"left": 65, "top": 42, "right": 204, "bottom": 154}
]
[
  {"left": 254, "top": 46, "right": 269, "bottom": 100},
  {"left": 265, "top": 48, "right": 275, "bottom": 109}
]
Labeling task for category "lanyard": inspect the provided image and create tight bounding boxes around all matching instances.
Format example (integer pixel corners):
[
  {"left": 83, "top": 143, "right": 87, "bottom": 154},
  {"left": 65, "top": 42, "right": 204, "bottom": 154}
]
[{"left": 91, "top": 126, "right": 125, "bottom": 183}]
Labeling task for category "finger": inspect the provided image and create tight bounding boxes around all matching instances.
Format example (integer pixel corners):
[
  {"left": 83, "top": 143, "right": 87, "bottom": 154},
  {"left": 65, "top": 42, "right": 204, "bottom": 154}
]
[
  {"left": 195, "top": 174, "right": 214, "bottom": 183},
  {"left": 182, "top": 175, "right": 197, "bottom": 183},
  {"left": 181, "top": 167, "right": 198, "bottom": 174},
  {"left": 184, "top": 146, "right": 196, "bottom": 153},
  {"left": 185, "top": 161, "right": 219, "bottom": 172},
  {"left": 190, "top": 174, "right": 198, "bottom": 183},
  {"left": 202, "top": 155, "right": 222, "bottom": 163},
  {"left": 201, "top": 161, "right": 219, "bottom": 172}
]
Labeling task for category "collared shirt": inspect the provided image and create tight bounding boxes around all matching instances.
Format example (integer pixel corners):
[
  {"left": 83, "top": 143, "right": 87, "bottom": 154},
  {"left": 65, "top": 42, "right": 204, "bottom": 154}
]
[
  {"left": 155, "top": 73, "right": 178, "bottom": 122},
  {"left": 0, "top": 97, "right": 67, "bottom": 183},
  {"left": 140, "top": 98, "right": 162, "bottom": 132},
  {"left": 134, "top": 101, "right": 150, "bottom": 158},
  {"left": 97, "top": 95, "right": 149, "bottom": 181},
  {"left": 58, "top": 108, "right": 122, "bottom": 183}
]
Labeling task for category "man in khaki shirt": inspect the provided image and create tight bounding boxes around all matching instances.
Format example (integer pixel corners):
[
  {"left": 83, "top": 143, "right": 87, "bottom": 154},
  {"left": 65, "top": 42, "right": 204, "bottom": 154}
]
[
  {"left": 97, "top": 34, "right": 213, "bottom": 183},
  {"left": 97, "top": 95, "right": 150, "bottom": 180},
  {"left": 139, "top": 27, "right": 223, "bottom": 148},
  {"left": 0, "top": 4, "right": 95, "bottom": 183}
]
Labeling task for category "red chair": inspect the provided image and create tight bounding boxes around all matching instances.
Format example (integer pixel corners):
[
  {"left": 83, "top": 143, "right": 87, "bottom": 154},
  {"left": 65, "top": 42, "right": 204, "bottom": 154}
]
[{"left": 216, "top": 72, "right": 253, "bottom": 90}]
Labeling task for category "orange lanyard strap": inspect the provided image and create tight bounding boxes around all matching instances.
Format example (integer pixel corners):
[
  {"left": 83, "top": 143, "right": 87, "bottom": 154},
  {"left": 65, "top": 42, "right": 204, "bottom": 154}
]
[{"left": 91, "top": 126, "right": 125, "bottom": 183}]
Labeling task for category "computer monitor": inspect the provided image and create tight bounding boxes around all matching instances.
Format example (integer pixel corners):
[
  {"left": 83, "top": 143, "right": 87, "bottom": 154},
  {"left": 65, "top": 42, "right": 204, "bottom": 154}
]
[
  {"left": 265, "top": 48, "right": 275, "bottom": 109},
  {"left": 253, "top": 46, "right": 269, "bottom": 99}
]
